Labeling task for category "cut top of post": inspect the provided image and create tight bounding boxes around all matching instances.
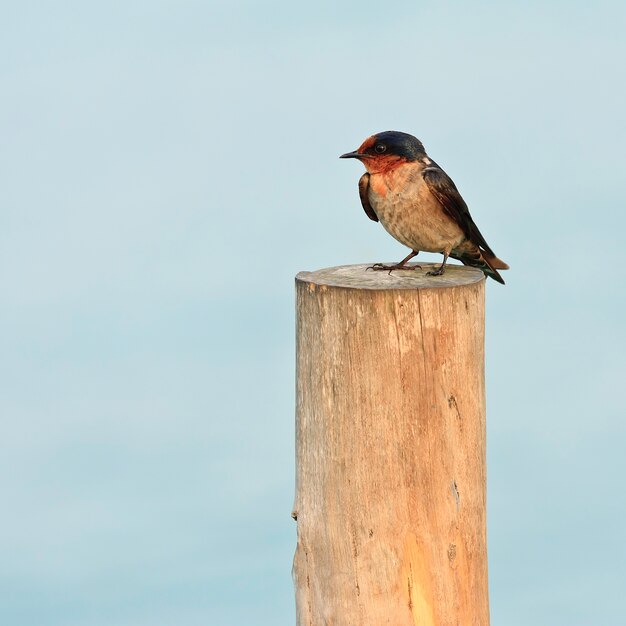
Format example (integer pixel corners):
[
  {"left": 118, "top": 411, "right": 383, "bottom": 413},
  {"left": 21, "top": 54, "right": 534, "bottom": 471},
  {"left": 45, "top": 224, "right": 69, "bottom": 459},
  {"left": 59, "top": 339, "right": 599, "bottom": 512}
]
[{"left": 296, "top": 262, "right": 484, "bottom": 291}]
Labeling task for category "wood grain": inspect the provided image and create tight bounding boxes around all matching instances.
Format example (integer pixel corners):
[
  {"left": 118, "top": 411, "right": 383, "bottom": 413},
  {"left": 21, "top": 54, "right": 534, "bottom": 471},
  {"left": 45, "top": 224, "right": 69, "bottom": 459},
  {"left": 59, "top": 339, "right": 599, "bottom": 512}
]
[{"left": 293, "top": 263, "right": 489, "bottom": 626}]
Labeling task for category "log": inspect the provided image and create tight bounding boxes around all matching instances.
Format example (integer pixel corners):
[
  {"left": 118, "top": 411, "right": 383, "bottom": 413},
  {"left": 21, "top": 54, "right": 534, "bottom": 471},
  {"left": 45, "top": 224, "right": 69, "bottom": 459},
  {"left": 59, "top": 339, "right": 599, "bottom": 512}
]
[{"left": 292, "top": 263, "right": 489, "bottom": 626}]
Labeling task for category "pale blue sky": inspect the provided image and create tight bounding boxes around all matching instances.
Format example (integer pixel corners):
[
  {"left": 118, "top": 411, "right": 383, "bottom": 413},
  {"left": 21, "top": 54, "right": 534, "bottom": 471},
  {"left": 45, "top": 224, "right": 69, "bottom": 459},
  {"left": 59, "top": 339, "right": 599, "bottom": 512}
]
[{"left": 1, "top": 1, "right": 625, "bottom": 624}]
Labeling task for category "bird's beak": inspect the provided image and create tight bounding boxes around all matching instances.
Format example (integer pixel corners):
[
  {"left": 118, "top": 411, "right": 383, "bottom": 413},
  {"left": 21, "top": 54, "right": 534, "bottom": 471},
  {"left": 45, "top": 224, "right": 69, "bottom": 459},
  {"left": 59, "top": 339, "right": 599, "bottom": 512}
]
[{"left": 339, "top": 150, "right": 365, "bottom": 159}]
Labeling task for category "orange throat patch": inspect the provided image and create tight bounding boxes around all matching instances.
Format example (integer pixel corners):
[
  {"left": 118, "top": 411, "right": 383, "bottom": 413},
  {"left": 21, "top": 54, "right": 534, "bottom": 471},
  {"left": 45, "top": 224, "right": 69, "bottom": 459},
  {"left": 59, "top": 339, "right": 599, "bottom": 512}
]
[{"left": 361, "top": 155, "right": 408, "bottom": 175}]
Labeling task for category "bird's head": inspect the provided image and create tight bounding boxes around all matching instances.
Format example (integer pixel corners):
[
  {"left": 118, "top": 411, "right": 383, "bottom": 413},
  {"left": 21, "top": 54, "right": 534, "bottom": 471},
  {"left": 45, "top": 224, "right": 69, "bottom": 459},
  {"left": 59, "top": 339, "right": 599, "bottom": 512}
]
[{"left": 340, "top": 131, "right": 426, "bottom": 173}]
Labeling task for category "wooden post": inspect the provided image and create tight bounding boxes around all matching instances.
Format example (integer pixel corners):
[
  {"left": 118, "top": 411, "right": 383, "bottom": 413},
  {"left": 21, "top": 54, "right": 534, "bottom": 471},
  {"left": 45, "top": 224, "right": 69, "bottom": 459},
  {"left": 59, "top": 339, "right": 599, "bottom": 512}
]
[{"left": 292, "top": 263, "right": 489, "bottom": 626}]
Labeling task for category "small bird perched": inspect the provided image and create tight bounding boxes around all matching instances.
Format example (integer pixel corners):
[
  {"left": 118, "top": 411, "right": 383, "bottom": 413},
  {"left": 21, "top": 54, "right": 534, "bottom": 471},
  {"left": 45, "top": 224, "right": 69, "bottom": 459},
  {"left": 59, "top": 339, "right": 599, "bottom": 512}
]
[{"left": 340, "top": 131, "right": 509, "bottom": 283}]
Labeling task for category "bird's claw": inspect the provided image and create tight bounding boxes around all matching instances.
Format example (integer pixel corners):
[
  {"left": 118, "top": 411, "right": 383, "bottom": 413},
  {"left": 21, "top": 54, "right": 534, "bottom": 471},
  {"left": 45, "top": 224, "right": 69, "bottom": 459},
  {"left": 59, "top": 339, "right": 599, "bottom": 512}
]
[
  {"left": 367, "top": 263, "right": 422, "bottom": 273},
  {"left": 426, "top": 267, "right": 445, "bottom": 277}
]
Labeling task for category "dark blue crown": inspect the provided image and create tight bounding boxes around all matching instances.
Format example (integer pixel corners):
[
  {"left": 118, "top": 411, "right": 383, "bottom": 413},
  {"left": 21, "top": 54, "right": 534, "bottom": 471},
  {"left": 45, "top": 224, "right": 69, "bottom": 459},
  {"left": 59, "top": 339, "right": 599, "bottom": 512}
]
[{"left": 371, "top": 131, "right": 425, "bottom": 160}]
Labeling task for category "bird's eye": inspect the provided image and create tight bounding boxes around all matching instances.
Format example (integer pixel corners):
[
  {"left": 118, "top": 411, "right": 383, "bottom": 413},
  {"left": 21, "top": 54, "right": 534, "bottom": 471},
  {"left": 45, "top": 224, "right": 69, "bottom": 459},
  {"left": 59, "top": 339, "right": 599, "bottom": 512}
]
[{"left": 375, "top": 144, "right": 386, "bottom": 154}]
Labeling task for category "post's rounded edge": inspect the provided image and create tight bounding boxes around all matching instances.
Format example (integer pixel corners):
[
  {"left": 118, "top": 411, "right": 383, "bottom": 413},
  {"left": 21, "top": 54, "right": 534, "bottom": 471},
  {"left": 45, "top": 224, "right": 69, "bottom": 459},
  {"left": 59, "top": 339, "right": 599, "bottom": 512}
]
[{"left": 295, "top": 263, "right": 485, "bottom": 292}]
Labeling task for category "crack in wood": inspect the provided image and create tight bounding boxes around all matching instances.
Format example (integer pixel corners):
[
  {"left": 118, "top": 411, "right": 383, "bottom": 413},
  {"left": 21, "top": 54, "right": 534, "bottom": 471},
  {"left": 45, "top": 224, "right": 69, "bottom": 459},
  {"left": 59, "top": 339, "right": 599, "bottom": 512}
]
[
  {"left": 451, "top": 480, "right": 461, "bottom": 512},
  {"left": 448, "top": 394, "right": 463, "bottom": 432}
]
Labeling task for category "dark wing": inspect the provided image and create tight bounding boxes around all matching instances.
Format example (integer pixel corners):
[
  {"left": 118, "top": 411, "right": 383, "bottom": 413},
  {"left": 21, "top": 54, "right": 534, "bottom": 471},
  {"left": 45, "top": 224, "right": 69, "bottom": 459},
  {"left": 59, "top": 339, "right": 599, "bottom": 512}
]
[
  {"left": 422, "top": 165, "right": 494, "bottom": 256},
  {"left": 358, "top": 173, "right": 379, "bottom": 222}
]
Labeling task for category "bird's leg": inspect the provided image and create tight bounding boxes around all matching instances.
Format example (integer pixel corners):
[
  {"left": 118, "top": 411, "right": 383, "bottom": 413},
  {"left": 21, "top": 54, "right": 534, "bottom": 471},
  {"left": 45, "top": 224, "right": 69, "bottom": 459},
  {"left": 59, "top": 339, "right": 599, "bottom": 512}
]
[
  {"left": 368, "top": 250, "right": 421, "bottom": 273},
  {"left": 427, "top": 252, "right": 449, "bottom": 277}
]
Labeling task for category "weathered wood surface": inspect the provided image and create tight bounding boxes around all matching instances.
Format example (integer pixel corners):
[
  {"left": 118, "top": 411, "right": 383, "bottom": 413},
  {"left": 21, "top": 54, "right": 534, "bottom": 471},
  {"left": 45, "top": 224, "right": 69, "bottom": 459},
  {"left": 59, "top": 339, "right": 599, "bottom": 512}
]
[{"left": 293, "top": 263, "right": 489, "bottom": 626}]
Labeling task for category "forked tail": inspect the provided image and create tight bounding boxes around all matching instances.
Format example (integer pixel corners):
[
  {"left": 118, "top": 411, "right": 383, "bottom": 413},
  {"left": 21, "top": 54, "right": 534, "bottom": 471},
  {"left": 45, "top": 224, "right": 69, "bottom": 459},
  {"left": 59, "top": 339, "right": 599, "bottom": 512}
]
[{"left": 452, "top": 248, "right": 509, "bottom": 284}]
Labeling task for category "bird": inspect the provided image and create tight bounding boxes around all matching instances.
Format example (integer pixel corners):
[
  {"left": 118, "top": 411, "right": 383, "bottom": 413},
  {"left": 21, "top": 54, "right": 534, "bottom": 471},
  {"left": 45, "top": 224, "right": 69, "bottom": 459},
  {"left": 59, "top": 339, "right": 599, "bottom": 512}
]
[{"left": 340, "top": 131, "right": 509, "bottom": 284}]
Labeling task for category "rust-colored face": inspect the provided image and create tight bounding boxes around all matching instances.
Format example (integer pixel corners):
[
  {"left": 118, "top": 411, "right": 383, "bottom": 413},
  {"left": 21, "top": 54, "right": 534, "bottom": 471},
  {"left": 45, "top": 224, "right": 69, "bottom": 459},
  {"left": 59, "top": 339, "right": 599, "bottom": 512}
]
[
  {"left": 341, "top": 134, "right": 412, "bottom": 174},
  {"left": 356, "top": 135, "right": 377, "bottom": 153},
  {"left": 356, "top": 136, "right": 408, "bottom": 174},
  {"left": 362, "top": 153, "right": 408, "bottom": 174}
]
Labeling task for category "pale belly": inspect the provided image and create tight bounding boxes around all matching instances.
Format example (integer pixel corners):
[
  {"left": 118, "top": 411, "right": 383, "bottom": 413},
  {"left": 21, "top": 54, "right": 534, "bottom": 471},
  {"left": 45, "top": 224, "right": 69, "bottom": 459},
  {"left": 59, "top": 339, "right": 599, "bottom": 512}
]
[{"left": 369, "top": 174, "right": 465, "bottom": 253}]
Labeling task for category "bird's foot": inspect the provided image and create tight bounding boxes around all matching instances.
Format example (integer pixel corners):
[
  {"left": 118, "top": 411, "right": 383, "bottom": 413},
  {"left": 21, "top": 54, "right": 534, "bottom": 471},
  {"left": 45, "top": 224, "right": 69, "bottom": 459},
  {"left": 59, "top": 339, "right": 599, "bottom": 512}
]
[
  {"left": 367, "top": 262, "right": 422, "bottom": 275},
  {"left": 426, "top": 266, "right": 446, "bottom": 277}
]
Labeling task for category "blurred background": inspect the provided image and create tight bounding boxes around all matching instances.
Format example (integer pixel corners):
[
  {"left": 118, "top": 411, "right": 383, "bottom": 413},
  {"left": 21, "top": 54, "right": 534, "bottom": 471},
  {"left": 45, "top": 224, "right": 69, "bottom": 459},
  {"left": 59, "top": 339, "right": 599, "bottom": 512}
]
[{"left": 1, "top": 1, "right": 625, "bottom": 624}]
